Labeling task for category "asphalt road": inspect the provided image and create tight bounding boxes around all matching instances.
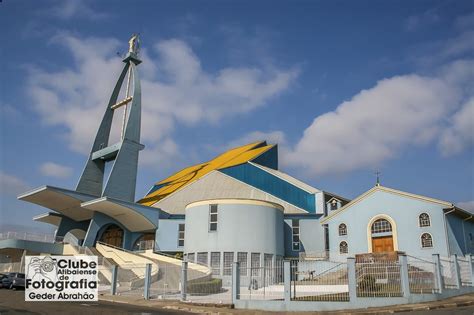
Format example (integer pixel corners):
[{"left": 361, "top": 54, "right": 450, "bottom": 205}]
[
  {"left": 1, "top": 289, "right": 473, "bottom": 314},
  {"left": 0, "top": 290, "right": 192, "bottom": 315}
]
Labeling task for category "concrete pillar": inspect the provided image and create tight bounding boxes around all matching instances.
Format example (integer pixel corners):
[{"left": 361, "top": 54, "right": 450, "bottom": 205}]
[
  {"left": 399, "top": 255, "right": 411, "bottom": 297},
  {"left": 181, "top": 261, "right": 188, "bottom": 301},
  {"left": 232, "top": 262, "right": 240, "bottom": 303},
  {"left": 432, "top": 254, "right": 443, "bottom": 293},
  {"left": 144, "top": 263, "right": 152, "bottom": 300},
  {"left": 452, "top": 254, "right": 461, "bottom": 289},
  {"left": 468, "top": 255, "right": 474, "bottom": 287},
  {"left": 347, "top": 257, "right": 357, "bottom": 301},
  {"left": 110, "top": 265, "right": 118, "bottom": 295},
  {"left": 284, "top": 260, "right": 291, "bottom": 302}
]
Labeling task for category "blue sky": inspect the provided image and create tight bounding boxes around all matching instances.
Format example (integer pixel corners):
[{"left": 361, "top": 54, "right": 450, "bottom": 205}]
[{"left": 0, "top": 0, "right": 473, "bottom": 232}]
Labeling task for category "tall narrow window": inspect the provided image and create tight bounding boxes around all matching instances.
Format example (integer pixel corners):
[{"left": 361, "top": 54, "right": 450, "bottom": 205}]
[
  {"left": 187, "top": 253, "right": 195, "bottom": 263},
  {"left": 237, "top": 252, "right": 248, "bottom": 276},
  {"left": 178, "top": 224, "right": 185, "bottom": 247},
  {"left": 210, "top": 252, "right": 220, "bottom": 275},
  {"left": 209, "top": 204, "right": 218, "bottom": 231},
  {"left": 421, "top": 233, "right": 433, "bottom": 248},
  {"left": 419, "top": 213, "right": 431, "bottom": 227},
  {"left": 338, "top": 223, "right": 347, "bottom": 236},
  {"left": 223, "top": 252, "right": 233, "bottom": 276},
  {"left": 292, "top": 219, "right": 300, "bottom": 251},
  {"left": 339, "top": 241, "right": 348, "bottom": 254},
  {"left": 251, "top": 253, "right": 261, "bottom": 276},
  {"left": 197, "top": 252, "right": 208, "bottom": 265}
]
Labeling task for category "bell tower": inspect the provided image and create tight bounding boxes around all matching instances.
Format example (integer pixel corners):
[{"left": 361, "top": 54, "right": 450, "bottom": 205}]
[{"left": 76, "top": 34, "right": 144, "bottom": 202}]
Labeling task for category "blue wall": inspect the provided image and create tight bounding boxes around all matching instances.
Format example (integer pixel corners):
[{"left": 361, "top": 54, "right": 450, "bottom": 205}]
[
  {"left": 284, "top": 215, "right": 325, "bottom": 257},
  {"left": 220, "top": 163, "right": 316, "bottom": 212},
  {"left": 445, "top": 213, "right": 474, "bottom": 255},
  {"left": 252, "top": 145, "right": 278, "bottom": 170},
  {"left": 155, "top": 218, "right": 185, "bottom": 252},
  {"left": 83, "top": 212, "right": 140, "bottom": 250}
]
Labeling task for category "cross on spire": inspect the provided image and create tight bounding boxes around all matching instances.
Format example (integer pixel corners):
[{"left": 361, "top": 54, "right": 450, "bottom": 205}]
[{"left": 375, "top": 170, "right": 381, "bottom": 186}]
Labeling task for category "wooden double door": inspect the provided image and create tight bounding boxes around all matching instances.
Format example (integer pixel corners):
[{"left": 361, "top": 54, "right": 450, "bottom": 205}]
[
  {"left": 100, "top": 225, "right": 124, "bottom": 247},
  {"left": 372, "top": 236, "right": 394, "bottom": 253}
]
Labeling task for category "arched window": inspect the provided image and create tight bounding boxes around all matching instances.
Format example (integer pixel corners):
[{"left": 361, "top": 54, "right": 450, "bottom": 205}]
[
  {"left": 339, "top": 241, "right": 348, "bottom": 254},
  {"left": 339, "top": 223, "right": 347, "bottom": 236},
  {"left": 371, "top": 218, "right": 392, "bottom": 234},
  {"left": 421, "top": 233, "right": 433, "bottom": 248},
  {"left": 419, "top": 213, "right": 430, "bottom": 227}
]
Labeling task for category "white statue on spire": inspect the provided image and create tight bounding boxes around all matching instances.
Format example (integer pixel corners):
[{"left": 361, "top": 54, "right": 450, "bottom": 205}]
[{"left": 128, "top": 34, "right": 139, "bottom": 54}]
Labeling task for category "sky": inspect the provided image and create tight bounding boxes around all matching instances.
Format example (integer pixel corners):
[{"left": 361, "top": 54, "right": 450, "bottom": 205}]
[{"left": 0, "top": 0, "right": 473, "bottom": 233}]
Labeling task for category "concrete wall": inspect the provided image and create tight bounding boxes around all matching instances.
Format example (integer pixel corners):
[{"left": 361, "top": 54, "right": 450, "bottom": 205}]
[
  {"left": 326, "top": 190, "right": 450, "bottom": 261},
  {"left": 184, "top": 199, "right": 284, "bottom": 256},
  {"left": 155, "top": 218, "right": 185, "bottom": 252},
  {"left": 284, "top": 215, "right": 325, "bottom": 257}
]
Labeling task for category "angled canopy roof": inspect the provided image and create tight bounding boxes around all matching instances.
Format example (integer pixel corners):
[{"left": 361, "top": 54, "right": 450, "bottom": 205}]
[{"left": 138, "top": 141, "right": 275, "bottom": 206}]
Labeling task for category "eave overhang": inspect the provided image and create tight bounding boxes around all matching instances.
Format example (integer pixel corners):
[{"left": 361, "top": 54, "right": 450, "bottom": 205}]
[
  {"left": 18, "top": 186, "right": 96, "bottom": 221},
  {"left": 81, "top": 197, "right": 160, "bottom": 232}
]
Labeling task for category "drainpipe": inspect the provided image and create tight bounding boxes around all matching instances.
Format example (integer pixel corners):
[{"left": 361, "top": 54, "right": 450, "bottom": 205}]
[
  {"left": 462, "top": 215, "right": 473, "bottom": 254},
  {"left": 443, "top": 208, "right": 455, "bottom": 256}
]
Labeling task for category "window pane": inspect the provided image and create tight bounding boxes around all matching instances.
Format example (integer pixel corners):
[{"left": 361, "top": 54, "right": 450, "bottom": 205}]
[
  {"left": 210, "top": 204, "right": 218, "bottom": 213},
  {"left": 210, "top": 223, "right": 217, "bottom": 231},
  {"left": 237, "top": 252, "right": 248, "bottom": 276},
  {"left": 179, "top": 224, "right": 185, "bottom": 231},
  {"left": 178, "top": 239, "right": 184, "bottom": 247},
  {"left": 210, "top": 252, "right": 220, "bottom": 275},
  {"left": 223, "top": 252, "right": 233, "bottom": 276},
  {"left": 197, "top": 252, "right": 208, "bottom": 265},
  {"left": 251, "top": 253, "right": 260, "bottom": 276},
  {"left": 210, "top": 214, "right": 218, "bottom": 222},
  {"left": 292, "top": 219, "right": 299, "bottom": 227}
]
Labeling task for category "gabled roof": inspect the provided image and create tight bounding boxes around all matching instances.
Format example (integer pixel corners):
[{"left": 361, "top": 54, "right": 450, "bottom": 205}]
[
  {"left": 321, "top": 185, "right": 455, "bottom": 223},
  {"left": 138, "top": 141, "right": 276, "bottom": 206}
]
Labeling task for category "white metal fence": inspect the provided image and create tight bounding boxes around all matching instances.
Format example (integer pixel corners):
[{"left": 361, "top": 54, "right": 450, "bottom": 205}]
[
  {"left": 440, "top": 257, "right": 458, "bottom": 289},
  {"left": 407, "top": 255, "right": 438, "bottom": 294},
  {"left": 239, "top": 261, "right": 285, "bottom": 301},
  {"left": 291, "top": 260, "right": 349, "bottom": 301},
  {"left": 457, "top": 256, "right": 473, "bottom": 287},
  {"left": 356, "top": 260, "right": 402, "bottom": 297}
]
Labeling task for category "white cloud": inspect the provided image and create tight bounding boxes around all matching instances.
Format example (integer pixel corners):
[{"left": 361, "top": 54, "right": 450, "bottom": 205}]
[
  {"left": 48, "top": 0, "right": 109, "bottom": 20},
  {"left": 439, "top": 98, "right": 474, "bottom": 156},
  {"left": 27, "top": 35, "right": 298, "bottom": 168},
  {"left": 39, "top": 162, "right": 74, "bottom": 179},
  {"left": 457, "top": 201, "right": 474, "bottom": 213},
  {"left": 0, "top": 172, "right": 30, "bottom": 196},
  {"left": 285, "top": 66, "right": 473, "bottom": 175}
]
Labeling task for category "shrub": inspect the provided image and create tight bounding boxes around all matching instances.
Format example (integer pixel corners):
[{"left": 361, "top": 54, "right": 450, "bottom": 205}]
[{"left": 187, "top": 278, "right": 222, "bottom": 294}]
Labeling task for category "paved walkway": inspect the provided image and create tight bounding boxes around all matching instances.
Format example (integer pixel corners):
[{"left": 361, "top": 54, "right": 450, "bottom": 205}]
[{"left": 100, "top": 292, "right": 474, "bottom": 314}]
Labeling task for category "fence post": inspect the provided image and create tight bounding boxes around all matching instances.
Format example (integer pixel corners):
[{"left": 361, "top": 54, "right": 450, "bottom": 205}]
[
  {"left": 110, "top": 265, "right": 118, "bottom": 295},
  {"left": 232, "top": 262, "right": 240, "bottom": 303},
  {"left": 181, "top": 261, "right": 188, "bottom": 301},
  {"left": 347, "top": 257, "right": 357, "bottom": 301},
  {"left": 144, "top": 263, "right": 152, "bottom": 300},
  {"left": 399, "top": 255, "right": 411, "bottom": 298},
  {"left": 284, "top": 260, "right": 291, "bottom": 302},
  {"left": 469, "top": 255, "right": 474, "bottom": 287},
  {"left": 432, "top": 254, "right": 443, "bottom": 293},
  {"left": 452, "top": 254, "right": 461, "bottom": 289}
]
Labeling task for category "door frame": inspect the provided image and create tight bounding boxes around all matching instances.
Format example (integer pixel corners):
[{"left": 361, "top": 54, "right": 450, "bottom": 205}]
[{"left": 367, "top": 214, "right": 399, "bottom": 252}]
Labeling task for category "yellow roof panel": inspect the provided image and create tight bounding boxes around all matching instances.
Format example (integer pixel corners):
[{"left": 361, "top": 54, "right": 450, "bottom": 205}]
[{"left": 138, "top": 141, "right": 270, "bottom": 206}]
